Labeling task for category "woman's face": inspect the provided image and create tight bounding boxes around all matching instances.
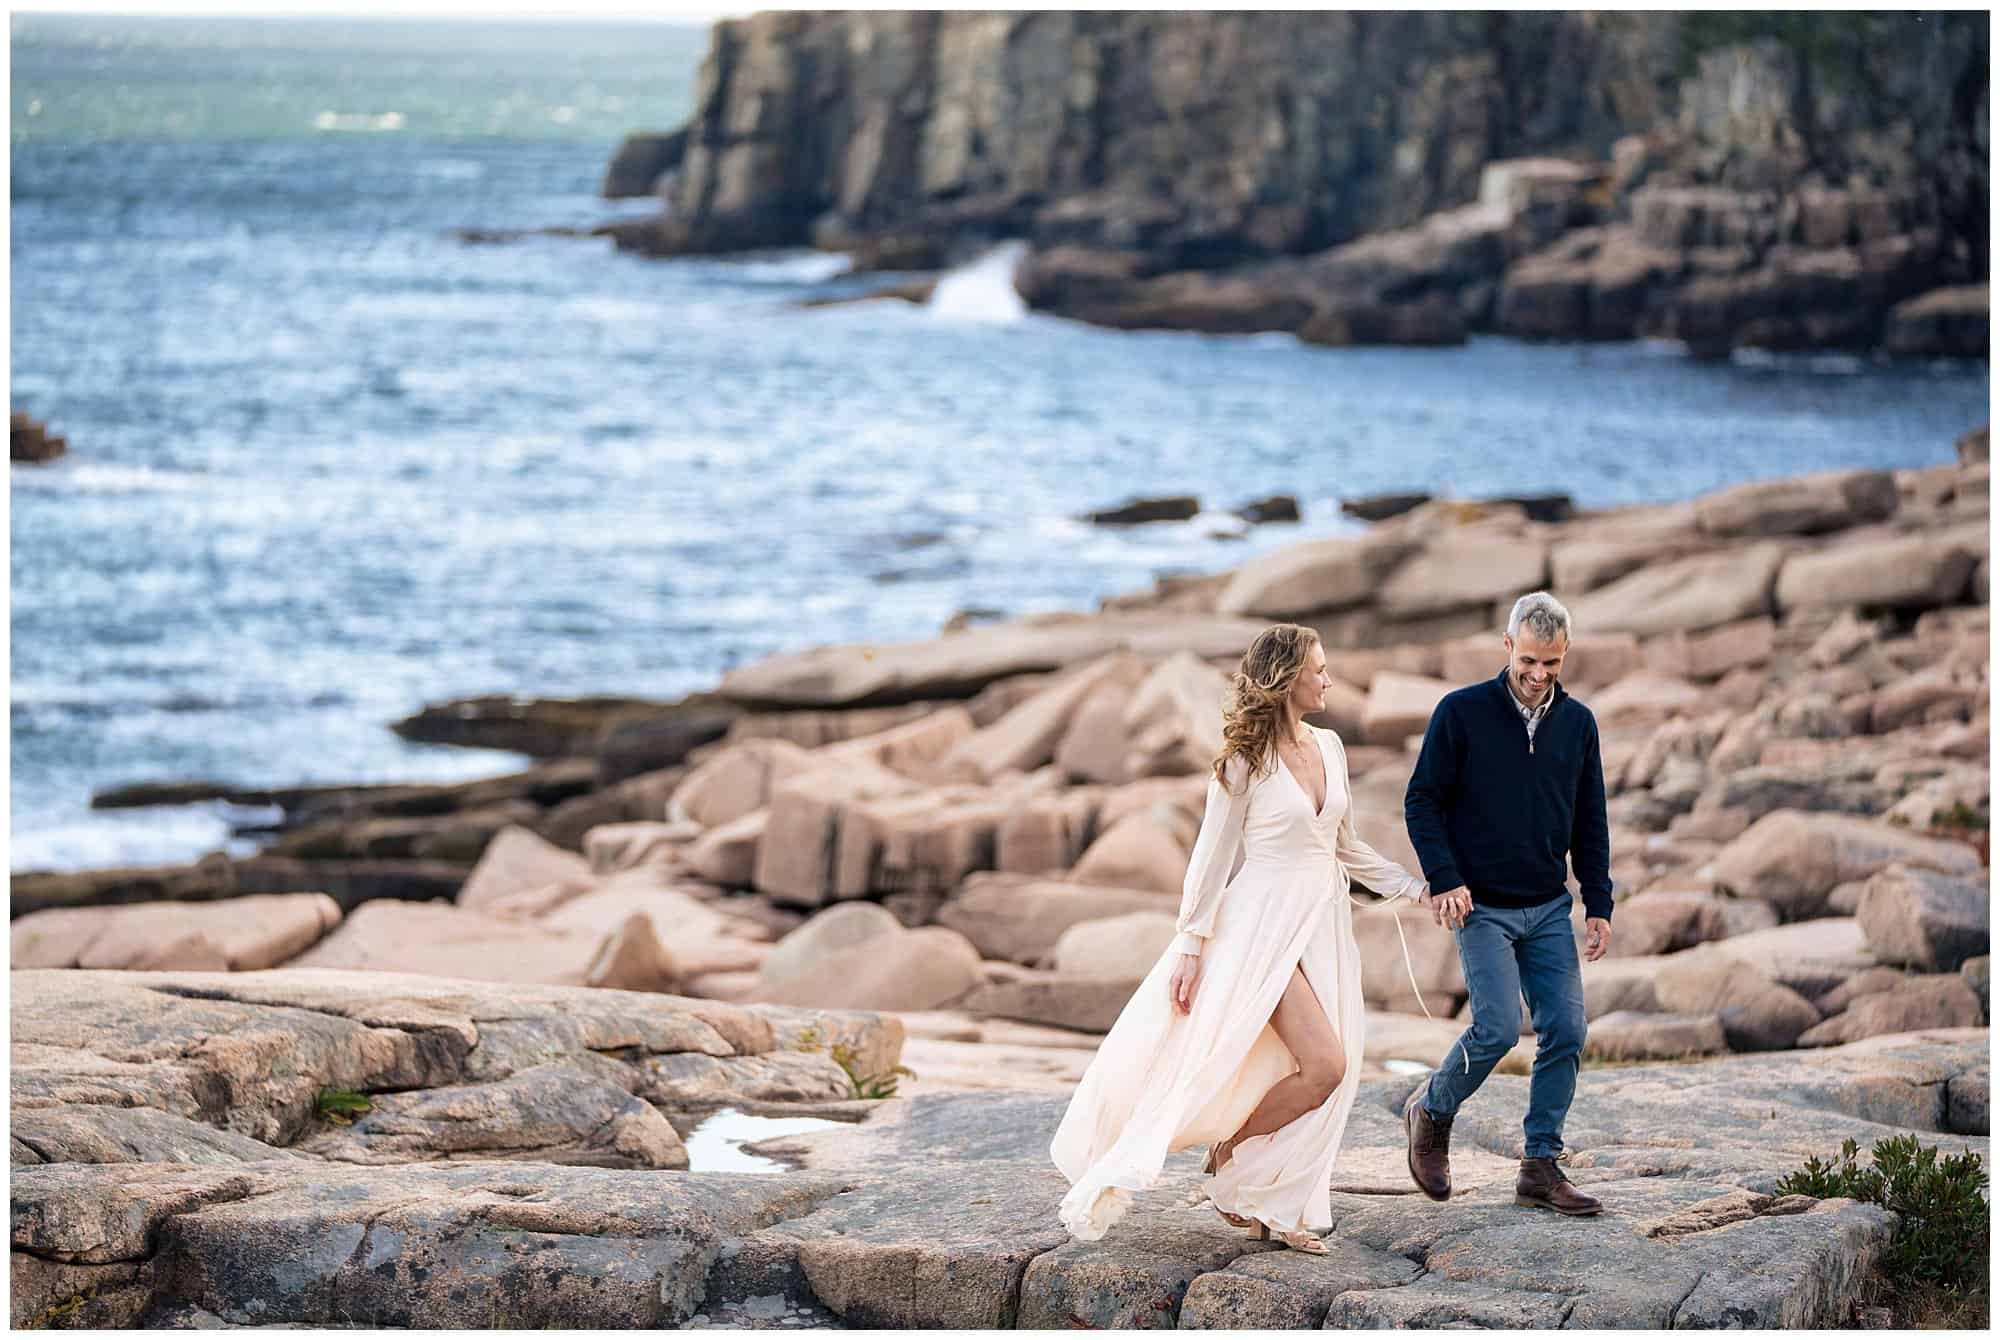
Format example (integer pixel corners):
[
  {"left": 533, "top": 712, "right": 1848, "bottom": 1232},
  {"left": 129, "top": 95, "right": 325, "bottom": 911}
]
[{"left": 1286, "top": 640, "right": 1331, "bottom": 718}]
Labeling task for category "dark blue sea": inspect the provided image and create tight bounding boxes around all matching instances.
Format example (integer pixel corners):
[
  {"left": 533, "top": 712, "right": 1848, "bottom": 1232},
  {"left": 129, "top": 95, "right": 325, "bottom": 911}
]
[{"left": 9, "top": 14, "right": 1989, "bottom": 872}]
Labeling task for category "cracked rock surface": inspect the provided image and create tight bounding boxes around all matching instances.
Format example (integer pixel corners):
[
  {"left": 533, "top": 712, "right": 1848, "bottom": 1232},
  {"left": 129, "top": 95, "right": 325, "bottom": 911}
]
[{"left": 10, "top": 966, "right": 1986, "bottom": 1330}]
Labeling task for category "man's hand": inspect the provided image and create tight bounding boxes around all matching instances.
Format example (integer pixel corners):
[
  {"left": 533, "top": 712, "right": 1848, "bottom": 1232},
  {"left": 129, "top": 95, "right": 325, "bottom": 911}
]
[
  {"left": 1431, "top": 885, "right": 1472, "bottom": 930},
  {"left": 1584, "top": 917, "right": 1611, "bottom": 962},
  {"left": 1168, "top": 953, "right": 1201, "bottom": 1014}
]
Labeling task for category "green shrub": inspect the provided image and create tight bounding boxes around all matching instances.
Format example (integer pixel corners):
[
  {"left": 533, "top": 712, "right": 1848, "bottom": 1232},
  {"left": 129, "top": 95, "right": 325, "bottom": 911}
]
[
  {"left": 314, "top": 1087, "right": 374, "bottom": 1124},
  {"left": 1777, "top": 1135, "right": 1988, "bottom": 1294},
  {"left": 790, "top": 1021, "right": 915, "bottom": 1099}
]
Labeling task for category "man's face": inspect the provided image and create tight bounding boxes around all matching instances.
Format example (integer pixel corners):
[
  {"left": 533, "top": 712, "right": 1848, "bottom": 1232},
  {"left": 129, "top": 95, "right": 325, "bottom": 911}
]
[{"left": 1503, "top": 628, "right": 1567, "bottom": 706}]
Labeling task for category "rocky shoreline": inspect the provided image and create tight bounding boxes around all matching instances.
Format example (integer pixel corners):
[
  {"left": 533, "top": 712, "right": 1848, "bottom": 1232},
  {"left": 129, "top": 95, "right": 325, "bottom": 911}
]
[
  {"left": 9, "top": 982, "right": 1985, "bottom": 1327},
  {"left": 12, "top": 438, "right": 1991, "bottom": 1327},
  {"left": 593, "top": 12, "right": 1987, "bottom": 357}
]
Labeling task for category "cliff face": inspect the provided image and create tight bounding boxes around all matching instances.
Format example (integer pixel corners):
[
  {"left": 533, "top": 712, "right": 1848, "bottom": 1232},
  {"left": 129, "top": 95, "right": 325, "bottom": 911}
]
[
  {"left": 616, "top": 10, "right": 1987, "bottom": 355},
  {"left": 652, "top": 10, "right": 1674, "bottom": 262}
]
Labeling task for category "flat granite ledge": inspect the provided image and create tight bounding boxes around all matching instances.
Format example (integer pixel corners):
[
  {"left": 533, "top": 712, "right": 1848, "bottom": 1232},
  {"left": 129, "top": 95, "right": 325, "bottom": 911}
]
[{"left": 9, "top": 1032, "right": 1986, "bottom": 1329}]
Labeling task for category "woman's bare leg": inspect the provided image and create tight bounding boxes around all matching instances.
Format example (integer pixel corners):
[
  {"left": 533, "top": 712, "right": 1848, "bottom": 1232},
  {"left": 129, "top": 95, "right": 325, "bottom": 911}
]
[{"left": 1219, "top": 963, "right": 1348, "bottom": 1155}]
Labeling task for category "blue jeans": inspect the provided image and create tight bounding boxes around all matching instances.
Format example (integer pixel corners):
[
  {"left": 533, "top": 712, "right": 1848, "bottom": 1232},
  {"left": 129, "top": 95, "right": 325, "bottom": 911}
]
[{"left": 1420, "top": 897, "right": 1586, "bottom": 1160}]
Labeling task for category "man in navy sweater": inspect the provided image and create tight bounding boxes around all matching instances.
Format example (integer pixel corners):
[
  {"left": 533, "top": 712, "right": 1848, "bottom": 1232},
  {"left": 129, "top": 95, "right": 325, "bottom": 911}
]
[{"left": 1402, "top": 591, "right": 1613, "bottom": 1216}]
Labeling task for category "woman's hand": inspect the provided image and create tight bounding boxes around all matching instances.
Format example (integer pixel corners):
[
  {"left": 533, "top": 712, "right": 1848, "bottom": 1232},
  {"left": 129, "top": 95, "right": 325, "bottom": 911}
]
[
  {"left": 1168, "top": 953, "right": 1201, "bottom": 1014},
  {"left": 1430, "top": 885, "right": 1473, "bottom": 930}
]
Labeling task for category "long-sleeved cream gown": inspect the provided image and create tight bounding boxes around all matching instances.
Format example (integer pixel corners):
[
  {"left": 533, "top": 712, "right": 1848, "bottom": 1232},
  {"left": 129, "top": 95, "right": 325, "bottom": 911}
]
[{"left": 1050, "top": 724, "right": 1428, "bottom": 1240}]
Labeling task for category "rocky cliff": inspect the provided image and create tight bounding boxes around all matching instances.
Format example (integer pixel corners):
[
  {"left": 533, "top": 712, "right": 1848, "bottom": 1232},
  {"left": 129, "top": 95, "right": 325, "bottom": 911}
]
[{"left": 607, "top": 10, "right": 1987, "bottom": 356}]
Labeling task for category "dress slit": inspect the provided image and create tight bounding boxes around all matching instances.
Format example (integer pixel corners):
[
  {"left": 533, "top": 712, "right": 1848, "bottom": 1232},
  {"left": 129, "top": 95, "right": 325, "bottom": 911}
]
[{"left": 1050, "top": 725, "right": 1425, "bottom": 1242}]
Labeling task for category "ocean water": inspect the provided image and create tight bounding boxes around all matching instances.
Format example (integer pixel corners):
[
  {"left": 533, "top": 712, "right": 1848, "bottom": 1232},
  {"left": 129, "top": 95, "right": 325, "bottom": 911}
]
[{"left": 8, "top": 14, "right": 1989, "bottom": 874}]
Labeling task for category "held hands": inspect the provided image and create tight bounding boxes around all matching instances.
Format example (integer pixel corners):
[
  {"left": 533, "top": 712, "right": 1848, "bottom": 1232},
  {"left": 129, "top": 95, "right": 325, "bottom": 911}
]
[
  {"left": 1428, "top": 885, "right": 1473, "bottom": 930},
  {"left": 1584, "top": 917, "right": 1612, "bottom": 962},
  {"left": 1168, "top": 953, "right": 1201, "bottom": 1014}
]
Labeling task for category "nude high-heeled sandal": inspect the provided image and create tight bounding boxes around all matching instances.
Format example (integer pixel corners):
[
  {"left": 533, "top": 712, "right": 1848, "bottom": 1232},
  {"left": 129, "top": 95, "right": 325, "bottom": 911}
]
[
  {"left": 1248, "top": 1221, "right": 1329, "bottom": 1255},
  {"left": 1200, "top": 1139, "right": 1252, "bottom": 1229}
]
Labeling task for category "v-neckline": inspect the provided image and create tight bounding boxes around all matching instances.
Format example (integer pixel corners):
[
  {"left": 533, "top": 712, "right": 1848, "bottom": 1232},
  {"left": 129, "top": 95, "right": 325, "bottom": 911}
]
[{"left": 1277, "top": 728, "right": 1330, "bottom": 820}]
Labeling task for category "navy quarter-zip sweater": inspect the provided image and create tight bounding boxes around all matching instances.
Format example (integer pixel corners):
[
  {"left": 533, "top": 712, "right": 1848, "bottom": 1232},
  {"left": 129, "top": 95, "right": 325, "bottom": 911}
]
[{"left": 1403, "top": 668, "right": 1614, "bottom": 921}]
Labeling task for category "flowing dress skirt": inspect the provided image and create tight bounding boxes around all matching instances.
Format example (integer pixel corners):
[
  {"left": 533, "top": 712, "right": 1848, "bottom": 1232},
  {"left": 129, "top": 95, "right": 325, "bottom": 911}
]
[{"left": 1049, "top": 850, "right": 1368, "bottom": 1239}]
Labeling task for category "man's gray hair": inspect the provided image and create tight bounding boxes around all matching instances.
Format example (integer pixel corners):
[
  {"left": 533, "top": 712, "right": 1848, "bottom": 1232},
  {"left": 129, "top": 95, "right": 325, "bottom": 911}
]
[{"left": 1507, "top": 591, "right": 1571, "bottom": 644}]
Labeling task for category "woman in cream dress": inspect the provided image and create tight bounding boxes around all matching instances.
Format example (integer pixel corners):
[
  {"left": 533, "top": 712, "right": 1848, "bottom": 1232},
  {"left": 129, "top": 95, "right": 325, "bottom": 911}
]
[{"left": 1051, "top": 624, "right": 1430, "bottom": 1252}]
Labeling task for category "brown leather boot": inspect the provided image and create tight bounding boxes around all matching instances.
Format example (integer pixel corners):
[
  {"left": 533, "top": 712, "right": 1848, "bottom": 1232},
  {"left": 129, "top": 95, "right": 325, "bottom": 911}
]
[
  {"left": 1515, "top": 1157, "right": 1601, "bottom": 1216},
  {"left": 1403, "top": 1088, "right": 1452, "bottom": 1201}
]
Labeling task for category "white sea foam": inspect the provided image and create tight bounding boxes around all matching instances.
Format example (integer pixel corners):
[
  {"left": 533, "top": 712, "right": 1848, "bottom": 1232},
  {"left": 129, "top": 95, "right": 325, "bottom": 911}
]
[
  {"left": 8, "top": 806, "right": 258, "bottom": 875},
  {"left": 312, "top": 111, "right": 405, "bottom": 133},
  {"left": 13, "top": 462, "right": 205, "bottom": 495},
  {"left": 1731, "top": 346, "right": 1871, "bottom": 375},
  {"left": 731, "top": 251, "right": 855, "bottom": 284},
  {"left": 926, "top": 241, "right": 1029, "bottom": 323}
]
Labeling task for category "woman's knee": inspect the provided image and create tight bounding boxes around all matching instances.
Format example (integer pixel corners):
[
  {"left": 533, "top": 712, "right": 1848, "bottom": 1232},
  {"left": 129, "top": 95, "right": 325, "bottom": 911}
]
[{"left": 1298, "top": 1049, "right": 1346, "bottom": 1105}]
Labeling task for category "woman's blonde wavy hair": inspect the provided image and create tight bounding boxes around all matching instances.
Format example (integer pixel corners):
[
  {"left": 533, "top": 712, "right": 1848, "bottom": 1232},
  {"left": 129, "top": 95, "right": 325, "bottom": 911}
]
[{"left": 1213, "top": 623, "right": 1320, "bottom": 790}]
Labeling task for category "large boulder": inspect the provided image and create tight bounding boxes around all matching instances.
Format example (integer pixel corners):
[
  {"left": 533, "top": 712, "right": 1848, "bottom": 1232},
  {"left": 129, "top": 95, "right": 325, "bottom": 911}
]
[
  {"left": 685, "top": 811, "right": 766, "bottom": 887},
  {"left": 994, "top": 790, "right": 1102, "bottom": 875},
  {"left": 718, "top": 612, "right": 1268, "bottom": 709},
  {"left": 935, "top": 875, "right": 1168, "bottom": 965},
  {"left": 671, "top": 738, "right": 817, "bottom": 828},
  {"left": 1591, "top": 671, "right": 1705, "bottom": 724},
  {"left": 1121, "top": 653, "right": 1229, "bottom": 778},
  {"left": 941, "top": 653, "right": 1146, "bottom": 783},
  {"left": 298, "top": 1061, "right": 690, "bottom": 1169},
  {"left": 1812, "top": 966, "right": 1906, "bottom": 1017},
  {"left": 11, "top": 894, "right": 342, "bottom": 972},
  {"left": 1068, "top": 806, "right": 1195, "bottom": 895},
  {"left": 757, "top": 902, "right": 902, "bottom": 986},
  {"left": 1566, "top": 543, "right": 1786, "bottom": 637},
  {"left": 1947, "top": 1064, "right": 1989, "bottom": 1135},
  {"left": 1642, "top": 616, "right": 1776, "bottom": 682},
  {"left": 456, "top": 825, "right": 592, "bottom": 914},
  {"left": 1712, "top": 918, "right": 1878, "bottom": 999},
  {"left": 1798, "top": 975, "right": 1986, "bottom": 1046},
  {"left": 1361, "top": 672, "right": 1453, "bottom": 746},
  {"left": 827, "top": 706, "right": 981, "bottom": 778},
  {"left": 1962, "top": 954, "right": 1990, "bottom": 1015},
  {"left": 1775, "top": 534, "right": 1979, "bottom": 614},
  {"left": 1653, "top": 946, "right": 1821, "bottom": 1051},
  {"left": 1603, "top": 890, "right": 1757, "bottom": 958},
  {"left": 531, "top": 873, "right": 770, "bottom": 978},
  {"left": 956, "top": 973, "right": 1137, "bottom": 1033},
  {"left": 844, "top": 785, "right": 1035, "bottom": 910},
  {"left": 1054, "top": 684, "right": 1136, "bottom": 785},
  {"left": 1374, "top": 533, "right": 1549, "bottom": 619},
  {"left": 1866, "top": 663, "right": 1985, "bottom": 734},
  {"left": 1710, "top": 811, "right": 1983, "bottom": 920},
  {"left": 1856, "top": 864, "right": 1991, "bottom": 972},
  {"left": 1693, "top": 470, "right": 1898, "bottom": 539},
  {"left": 287, "top": 901, "right": 683, "bottom": 994},
  {"left": 1214, "top": 531, "right": 1420, "bottom": 619},
  {"left": 752, "top": 758, "right": 922, "bottom": 906},
  {"left": 1584, "top": 1010, "right": 1728, "bottom": 1061},
  {"left": 582, "top": 820, "right": 701, "bottom": 875},
  {"left": 755, "top": 911, "right": 984, "bottom": 1012},
  {"left": 1048, "top": 912, "right": 1180, "bottom": 978}
]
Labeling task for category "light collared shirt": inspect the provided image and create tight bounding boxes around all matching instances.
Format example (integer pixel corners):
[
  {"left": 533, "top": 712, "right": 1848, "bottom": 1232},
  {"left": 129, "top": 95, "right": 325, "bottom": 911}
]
[{"left": 1503, "top": 669, "right": 1555, "bottom": 752}]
